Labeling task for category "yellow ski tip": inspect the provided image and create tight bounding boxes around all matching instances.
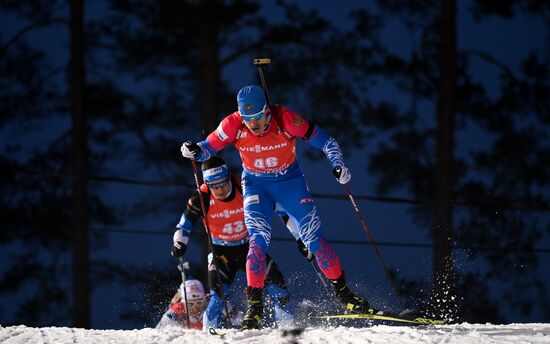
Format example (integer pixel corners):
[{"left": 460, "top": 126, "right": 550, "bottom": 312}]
[{"left": 315, "top": 313, "right": 446, "bottom": 325}]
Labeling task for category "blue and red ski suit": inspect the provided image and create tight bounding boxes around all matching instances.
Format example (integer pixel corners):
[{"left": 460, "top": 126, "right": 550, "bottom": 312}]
[{"left": 195, "top": 104, "right": 347, "bottom": 288}]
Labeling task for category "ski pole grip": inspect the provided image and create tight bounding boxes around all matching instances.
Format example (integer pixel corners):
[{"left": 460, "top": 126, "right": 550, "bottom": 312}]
[
  {"left": 253, "top": 58, "right": 271, "bottom": 65},
  {"left": 253, "top": 57, "right": 272, "bottom": 106}
]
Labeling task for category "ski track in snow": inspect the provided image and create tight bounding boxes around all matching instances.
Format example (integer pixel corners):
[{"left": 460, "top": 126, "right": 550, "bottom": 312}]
[{"left": 1, "top": 323, "right": 550, "bottom": 344}]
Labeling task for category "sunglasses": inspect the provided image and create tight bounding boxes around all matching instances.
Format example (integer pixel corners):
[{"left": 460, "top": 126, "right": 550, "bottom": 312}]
[
  {"left": 186, "top": 300, "right": 205, "bottom": 308},
  {"left": 241, "top": 108, "right": 266, "bottom": 122},
  {"left": 207, "top": 178, "right": 229, "bottom": 189}
]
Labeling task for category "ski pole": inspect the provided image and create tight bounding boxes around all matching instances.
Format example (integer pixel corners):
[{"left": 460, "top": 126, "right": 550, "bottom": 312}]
[
  {"left": 309, "top": 259, "right": 342, "bottom": 312},
  {"left": 190, "top": 159, "right": 231, "bottom": 321},
  {"left": 253, "top": 58, "right": 272, "bottom": 107},
  {"left": 178, "top": 258, "right": 191, "bottom": 328},
  {"left": 342, "top": 183, "right": 406, "bottom": 311},
  {"left": 278, "top": 213, "right": 342, "bottom": 312}
]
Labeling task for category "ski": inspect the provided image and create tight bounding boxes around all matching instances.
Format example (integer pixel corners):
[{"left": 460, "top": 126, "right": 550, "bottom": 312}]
[
  {"left": 314, "top": 313, "right": 446, "bottom": 325},
  {"left": 208, "top": 326, "right": 307, "bottom": 336}
]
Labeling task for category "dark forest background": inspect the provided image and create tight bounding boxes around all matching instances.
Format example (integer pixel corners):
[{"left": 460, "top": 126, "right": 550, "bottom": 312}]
[{"left": 1, "top": 0, "right": 549, "bottom": 329}]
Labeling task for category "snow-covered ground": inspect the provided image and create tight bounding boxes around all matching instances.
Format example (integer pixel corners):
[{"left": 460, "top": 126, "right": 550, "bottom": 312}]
[{"left": 1, "top": 323, "right": 550, "bottom": 344}]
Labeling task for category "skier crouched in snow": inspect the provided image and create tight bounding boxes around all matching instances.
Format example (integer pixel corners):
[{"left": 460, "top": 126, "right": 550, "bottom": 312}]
[
  {"left": 180, "top": 85, "right": 375, "bottom": 330},
  {"left": 156, "top": 278, "right": 208, "bottom": 329},
  {"left": 171, "top": 156, "right": 304, "bottom": 329}
]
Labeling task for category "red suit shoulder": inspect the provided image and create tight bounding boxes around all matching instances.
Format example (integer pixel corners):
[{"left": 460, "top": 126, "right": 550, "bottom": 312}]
[
  {"left": 273, "top": 104, "right": 310, "bottom": 138},
  {"left": 206, "top": 112, "right": 243, "bottom": 150}
]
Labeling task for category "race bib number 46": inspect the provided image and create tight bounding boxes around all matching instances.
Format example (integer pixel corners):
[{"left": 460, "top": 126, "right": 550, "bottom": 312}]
[{"left": 253, "top": 157, "right": 278, "bottom": 169}]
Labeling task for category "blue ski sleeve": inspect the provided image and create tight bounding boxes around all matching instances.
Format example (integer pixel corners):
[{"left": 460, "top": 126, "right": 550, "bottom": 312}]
[
  {"left": 175, "top": 213, "right": 194, "bottom": 240},
  {"left": 195, "top": 140, "right": 217, "bottom": 161},
  {"left": 306, "top": 125, "right": 345, "bottom": 168},
  {"left": 175, "top": 189, "right": 206, "bottom": 241}
]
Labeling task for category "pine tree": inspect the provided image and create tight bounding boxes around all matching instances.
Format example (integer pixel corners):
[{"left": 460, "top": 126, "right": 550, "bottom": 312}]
[
  {"left": 0, "top": 0, "right": 119, "bottom": 326},
  {"left": 368, "top": 0, "right": 550, "bottom": 322}
]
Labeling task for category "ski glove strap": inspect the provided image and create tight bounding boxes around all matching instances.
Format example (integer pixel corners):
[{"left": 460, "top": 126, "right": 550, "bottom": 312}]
[{"left": 333, "top": 166, "right": 351, "bottom": 184}]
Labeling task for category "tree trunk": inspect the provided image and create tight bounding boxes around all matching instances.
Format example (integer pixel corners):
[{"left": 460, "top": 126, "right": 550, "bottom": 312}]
[
  {"left": 432, "top": 0, "right": 457, "bottom": 319},
  {"left": 199, "top": 0, "right": 220, "bottom": 135},
  {"left": 196, "top": 0, "right": 221, "bottom": 283},
  {"left": 70, "top": 0, "right": 90, "bottom": 328}
]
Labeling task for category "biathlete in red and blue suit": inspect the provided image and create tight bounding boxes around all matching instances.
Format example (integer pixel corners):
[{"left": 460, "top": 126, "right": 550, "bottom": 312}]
[{"left": 181, "top": 85, "right": 375, "bottom": 329}]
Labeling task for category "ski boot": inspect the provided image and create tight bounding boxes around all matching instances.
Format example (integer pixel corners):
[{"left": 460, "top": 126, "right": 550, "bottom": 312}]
[
  {"left": 329, "top": 273, "right": 376, "bottom": 314},
  {"left": 241, "top": 287, "right": 263, "bottom": 330}
]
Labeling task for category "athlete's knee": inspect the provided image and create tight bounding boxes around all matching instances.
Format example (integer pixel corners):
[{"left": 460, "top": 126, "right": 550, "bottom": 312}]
[
  {"left": 297, "top": 208, "right": 324, "bottom": 251},
  {"left": 245, "top": 218, "right": 272, "bottom": 241},
  {"left": 244, "top": 203, "right": 273, "bottom": 239}
]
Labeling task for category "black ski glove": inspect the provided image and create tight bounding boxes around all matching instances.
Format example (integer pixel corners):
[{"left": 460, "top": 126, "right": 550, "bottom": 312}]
[
  {"left": 296, "top": 238, "right": 313, "bottom": 262},
  {"left": 171, "top": 242, "right": 187, "bottom": 257},
  {"left": 333, "top": 165, "right": 351, "bottom": 184},
  {"left": 180, "top": 141, "right": 202, "bottom": 160},
  {"left": 171, "top": 229, "right": 188, "bottom": 257}
]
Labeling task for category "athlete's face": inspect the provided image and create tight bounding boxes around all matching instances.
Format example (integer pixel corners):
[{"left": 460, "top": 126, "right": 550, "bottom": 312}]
[
  {"left": 242, "top": 107, "right": 270, "bottom": 136},
  {"left": 185, "top": 299, "right": 207, "bottom": 318},
  {"left": 208, "top": 178, "right": 232, "bottom": 200}
]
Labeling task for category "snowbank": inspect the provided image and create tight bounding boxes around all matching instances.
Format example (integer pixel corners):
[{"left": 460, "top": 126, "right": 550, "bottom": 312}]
[{"left": 1, "top": 323, "right": 550, "bottom": 344}]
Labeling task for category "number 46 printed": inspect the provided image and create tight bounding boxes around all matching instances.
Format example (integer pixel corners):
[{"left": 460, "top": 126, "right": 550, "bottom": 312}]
[{"left": 254, "top": 157, "right": 278, "bottom": 169}]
